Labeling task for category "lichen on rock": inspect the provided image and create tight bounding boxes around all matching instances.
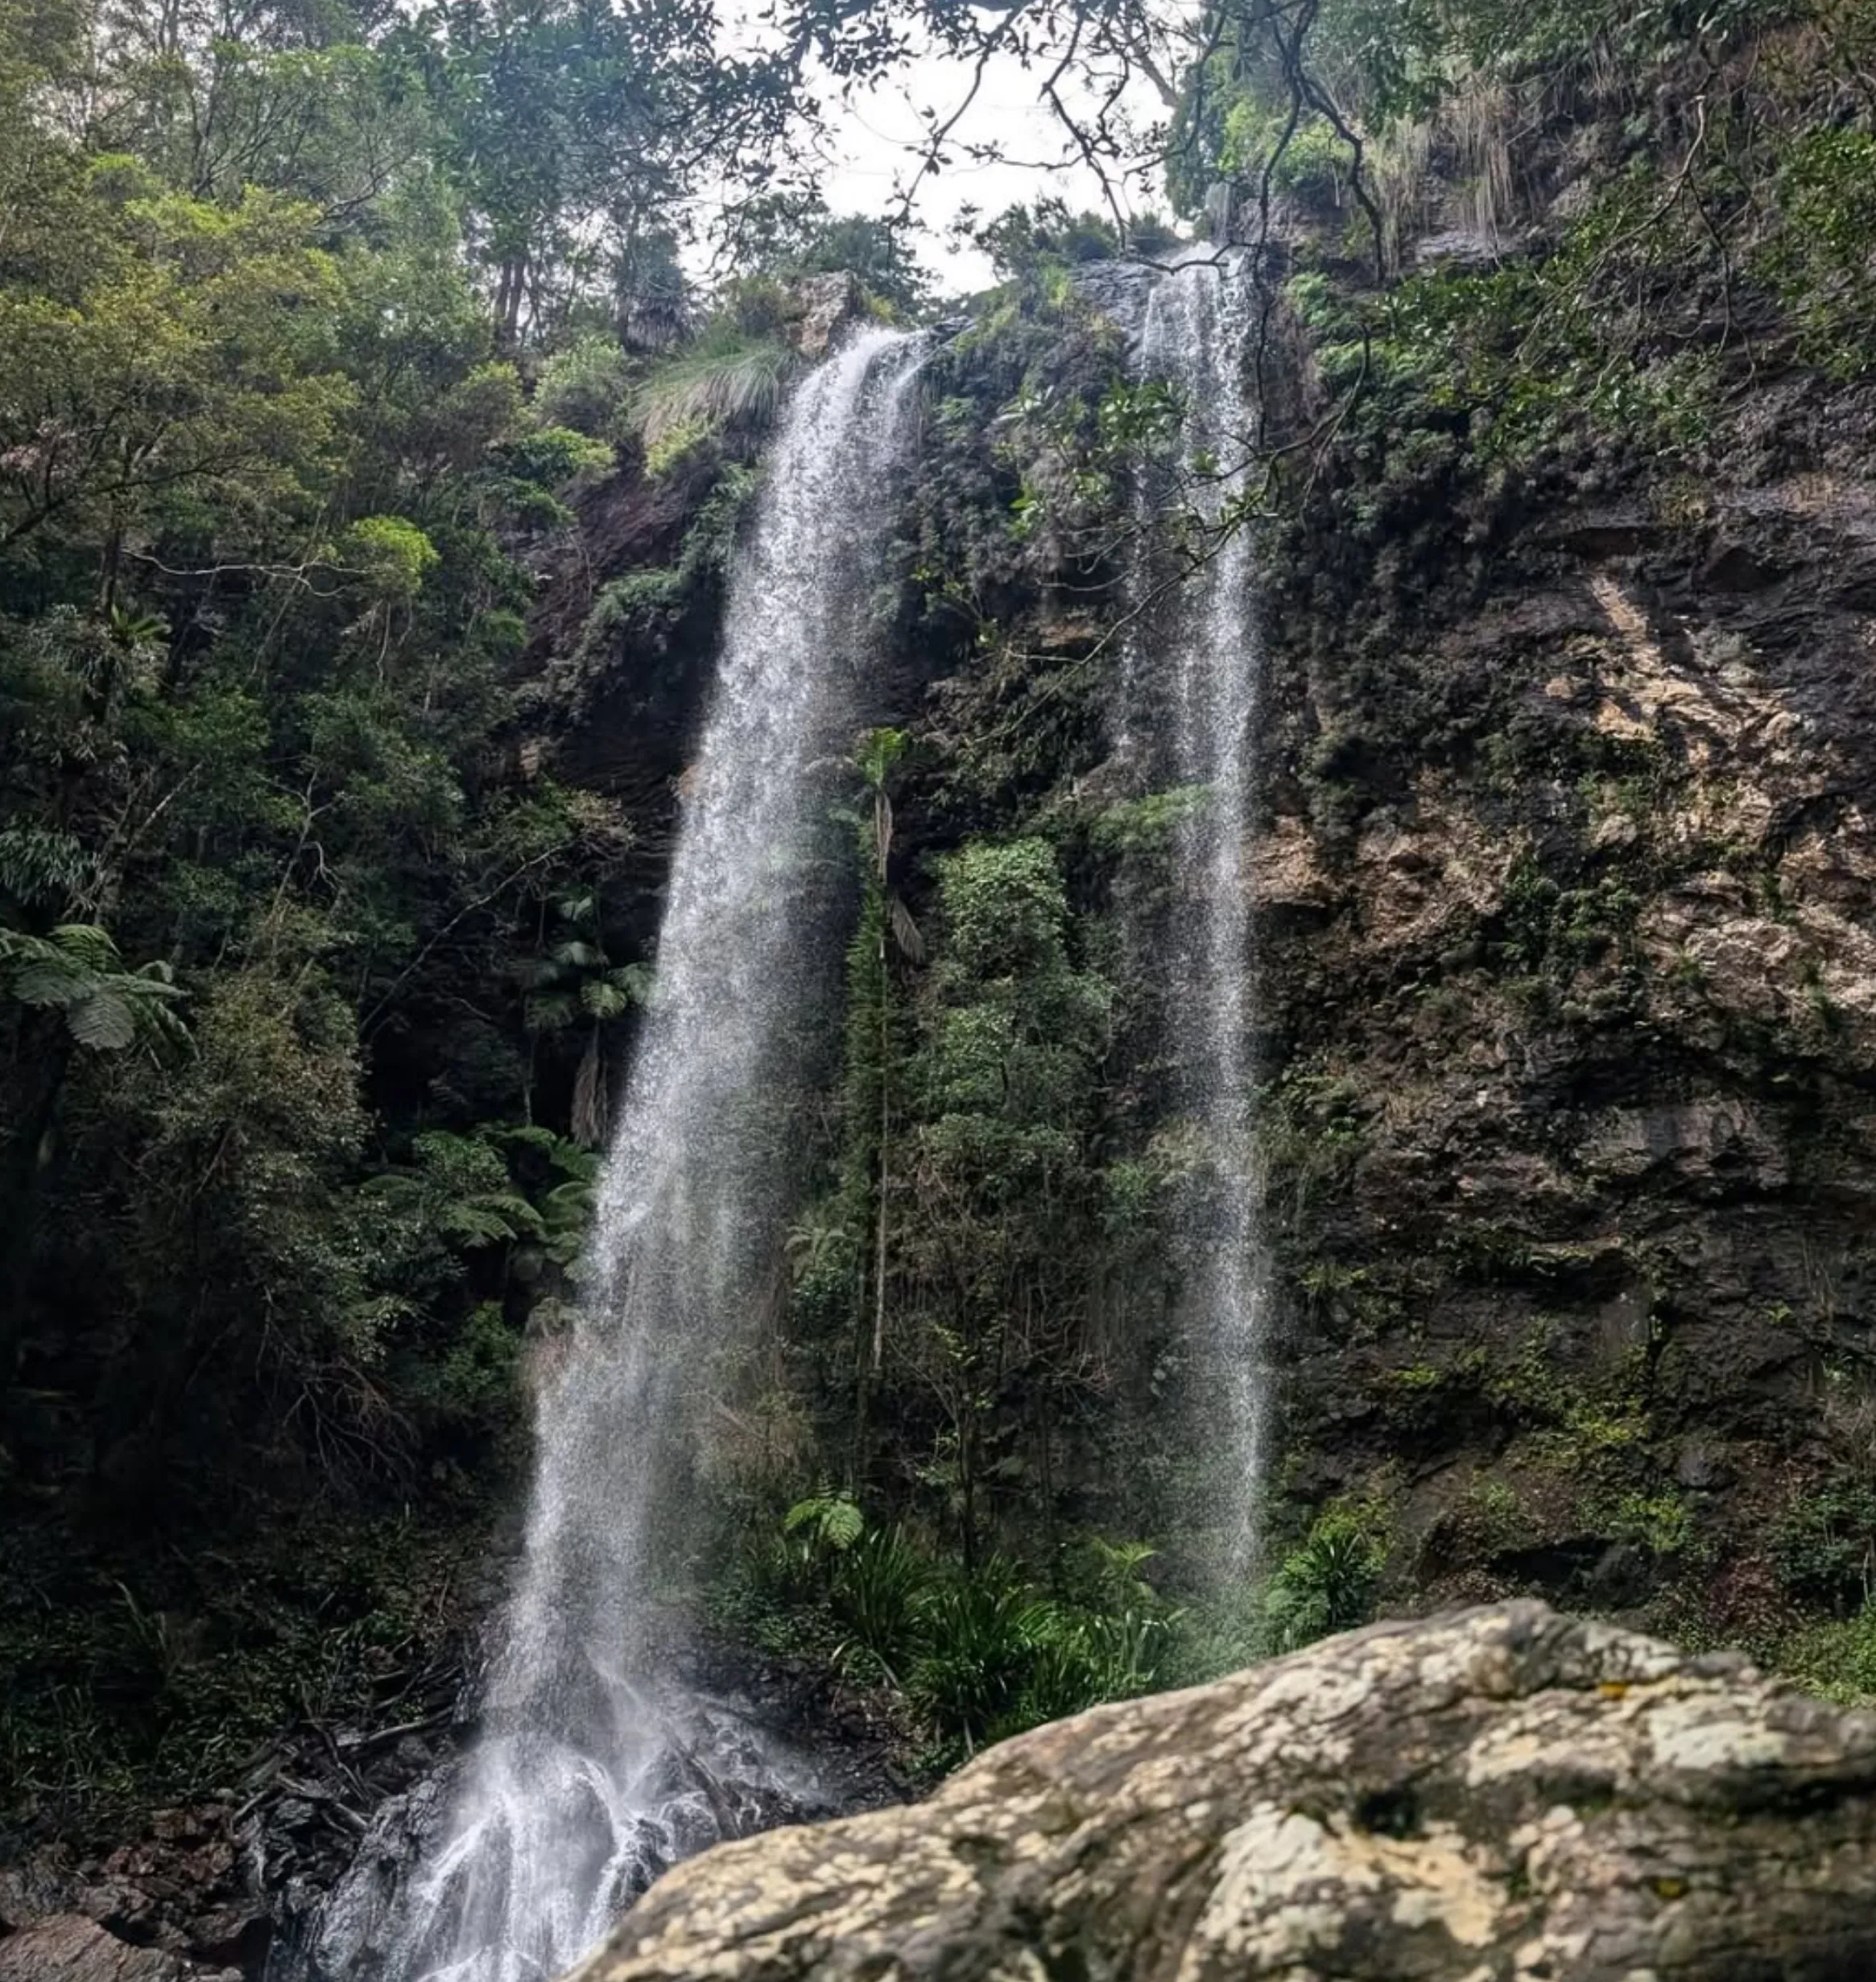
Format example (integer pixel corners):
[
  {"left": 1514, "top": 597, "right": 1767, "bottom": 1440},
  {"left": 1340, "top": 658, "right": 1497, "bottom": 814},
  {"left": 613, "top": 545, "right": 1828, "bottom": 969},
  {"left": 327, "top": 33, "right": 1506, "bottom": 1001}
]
[{"left": 566, "top": 1602, "right": 1876, "bottom": 1982}]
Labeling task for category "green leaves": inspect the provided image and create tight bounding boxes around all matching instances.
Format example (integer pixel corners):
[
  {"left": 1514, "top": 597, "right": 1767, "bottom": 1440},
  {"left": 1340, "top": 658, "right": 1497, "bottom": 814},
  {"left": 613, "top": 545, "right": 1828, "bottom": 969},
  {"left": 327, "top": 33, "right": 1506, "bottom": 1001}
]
[
  {"left": 0, "top": 180, "right": 355, "bottom": 559},
  {"left": 366, "top": 1125, "right": 597, "bottom": 1269},
  {"left": 1260, "top": 1505, "right": 1390, "bottom": 1655},
  {"left": 0, "top": 923, "right": 188, "bottom": 1056},
  {"left": 1758, "top": 127, "right": 1876, "bottom": 378},
  {"left": 784, "top": 1491, "right": 867, "bottom": 1552},
  {"left": 337, "top": 516, "right": 442, "bottom": 601},
  {"left": 754, "top": 1510, "right": 1180, "bottom": 1753},
  {"left": 366, "top": 1129, "right": 543, "bottom": 1249}
]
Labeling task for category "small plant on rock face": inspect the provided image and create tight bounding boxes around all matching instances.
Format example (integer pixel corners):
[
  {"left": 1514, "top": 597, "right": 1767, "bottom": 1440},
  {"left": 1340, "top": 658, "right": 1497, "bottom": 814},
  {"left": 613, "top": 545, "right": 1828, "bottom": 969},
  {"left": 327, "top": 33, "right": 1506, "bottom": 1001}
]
[
  {"left": 1261, "top": 1504, "right": 1390, "bottom": 1655},
  {"left": 1777, "top": 1601, "right": 1876, "bottom": 1706},
  {"left": 1468, "top": 1477, "right": 1531, "bottom": 1555},
  {"left": 631, "top": 328, "right": 794, "bottom": 469},
  {"left": 1774, "top": 1484, "right": 1876, "bottom": 1614},
  {"left": 1609, "top": 1490, "right": 1692, "bottom": 1558}
]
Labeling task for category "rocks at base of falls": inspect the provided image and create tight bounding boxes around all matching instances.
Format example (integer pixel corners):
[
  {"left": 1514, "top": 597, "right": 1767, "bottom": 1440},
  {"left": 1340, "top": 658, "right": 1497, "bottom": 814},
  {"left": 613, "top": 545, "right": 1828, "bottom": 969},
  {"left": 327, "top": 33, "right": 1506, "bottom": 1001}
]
[
  {"left": 0, "top": 1915, "right": 240, "bottom": 1981},
  {"left": 567, "top": 1600, "right": 1876, "bottom": 1982},
  {"left": 0, "top": 1915, "right": 233, "bottom": 1981},
  {"left": 0, "top": 1631, "right": 905, "bottom": 1980},
  {"left": 0, "top": 1802, "right": 269, "bottom": 1980},
  {"left": 291, "top": 1679, "right": 901, "bottom": 1982}
]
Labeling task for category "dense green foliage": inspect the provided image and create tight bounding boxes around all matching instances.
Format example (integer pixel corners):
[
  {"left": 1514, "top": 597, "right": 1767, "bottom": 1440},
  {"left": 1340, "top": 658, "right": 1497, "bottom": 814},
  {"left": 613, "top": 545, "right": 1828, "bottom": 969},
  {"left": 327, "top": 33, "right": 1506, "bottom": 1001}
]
[{"left": 0, "top": 0, "right": 776, "bottom": 1831}]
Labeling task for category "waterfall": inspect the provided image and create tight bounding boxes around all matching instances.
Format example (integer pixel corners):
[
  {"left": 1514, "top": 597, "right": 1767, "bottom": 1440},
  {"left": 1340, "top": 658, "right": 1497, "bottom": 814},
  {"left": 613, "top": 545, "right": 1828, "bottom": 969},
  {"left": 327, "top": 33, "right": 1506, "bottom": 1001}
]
[
  {"left": 361, "top": 325, "right": 925, "bottom": 1982},
  {"left": 1129, "top": 257, "right": 1268, "bottom": 1584}
]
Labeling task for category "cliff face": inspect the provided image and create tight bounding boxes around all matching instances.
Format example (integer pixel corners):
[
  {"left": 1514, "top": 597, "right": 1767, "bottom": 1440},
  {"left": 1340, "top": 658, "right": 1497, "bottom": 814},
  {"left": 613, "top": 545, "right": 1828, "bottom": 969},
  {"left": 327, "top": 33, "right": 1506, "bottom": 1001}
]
[
  {"left": 1242, "top": 48, "right": 1876, "bottom": 1658},
  {"left": 530, "top": 68, "right": 1876, "bottom": 1664},
  {"left": 1258, "top": 386, "right": 1876, "bottom": 1633}
]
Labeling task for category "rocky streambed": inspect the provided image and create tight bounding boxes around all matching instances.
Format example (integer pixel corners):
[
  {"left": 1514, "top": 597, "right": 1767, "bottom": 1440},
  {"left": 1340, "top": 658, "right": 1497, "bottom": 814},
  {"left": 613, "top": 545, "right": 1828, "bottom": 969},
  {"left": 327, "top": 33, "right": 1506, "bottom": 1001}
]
[{"left": 0, "top": 1633, "right": 904, "bottom": 1982}]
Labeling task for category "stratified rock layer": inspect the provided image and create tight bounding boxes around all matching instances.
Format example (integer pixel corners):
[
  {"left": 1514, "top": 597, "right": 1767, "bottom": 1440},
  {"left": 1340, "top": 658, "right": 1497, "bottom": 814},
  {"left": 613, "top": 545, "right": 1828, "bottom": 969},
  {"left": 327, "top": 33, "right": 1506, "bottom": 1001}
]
[{"left": 568, "top": 1603, "right": 1876, "bottom": 1982}]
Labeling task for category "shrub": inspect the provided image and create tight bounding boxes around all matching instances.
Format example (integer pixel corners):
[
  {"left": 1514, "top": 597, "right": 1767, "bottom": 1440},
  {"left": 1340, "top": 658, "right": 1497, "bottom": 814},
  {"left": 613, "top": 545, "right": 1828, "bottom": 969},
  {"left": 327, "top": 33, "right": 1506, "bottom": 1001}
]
[
  {"left": 1778, "top": 1601, "right": 1876, "bottom": 1705},
  {"left": 534, "top": 333, "right": 633, "bottom": 436},
  {"left": 1261, "top": 1503, "right": 1389, "bottom": 1654},
  {"left": 721, "top": 1506, "right": 1179, "bottom": 1757},
  {"left": 1774, "top": 1484, "right": 1876, "bottom": 1613}
]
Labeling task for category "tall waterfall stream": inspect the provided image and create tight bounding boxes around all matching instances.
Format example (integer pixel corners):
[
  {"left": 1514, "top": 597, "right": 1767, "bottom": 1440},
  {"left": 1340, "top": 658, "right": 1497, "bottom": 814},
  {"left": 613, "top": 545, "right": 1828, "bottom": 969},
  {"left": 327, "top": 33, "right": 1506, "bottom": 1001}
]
[
  {"left": 312, "top": 326, "right": 925, "bottom": 1982},
  {"left": 302, "top": 262, "right": 1269, "bottom": 1980}
]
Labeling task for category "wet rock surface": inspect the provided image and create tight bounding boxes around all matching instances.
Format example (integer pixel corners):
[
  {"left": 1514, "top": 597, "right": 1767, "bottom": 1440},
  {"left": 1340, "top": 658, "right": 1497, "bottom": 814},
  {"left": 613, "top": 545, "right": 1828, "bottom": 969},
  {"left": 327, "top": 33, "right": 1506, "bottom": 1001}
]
[
  {"left": 568, "top": 1603, "right": 1876, "bottom": 1982},
  {"left": 283, "top": 1672, "right": 902, "bottom": 1982},
  {"left": 0, "top": 1634, "right": 903, "bottom": 1981},
  {"left": 1, "top": 1805, "right": 267, "bottom": 1980}
]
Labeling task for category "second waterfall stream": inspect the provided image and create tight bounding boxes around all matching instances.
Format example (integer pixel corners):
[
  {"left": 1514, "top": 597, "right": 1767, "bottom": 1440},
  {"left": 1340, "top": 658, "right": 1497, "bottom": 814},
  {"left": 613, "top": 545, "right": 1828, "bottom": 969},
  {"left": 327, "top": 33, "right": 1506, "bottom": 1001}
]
[
  {"left": 1129, "top": 254, "right": 1269, "bottom": 1584},
  {"left": 366, "top": 325, "right": 926, "bottom": 1982}
]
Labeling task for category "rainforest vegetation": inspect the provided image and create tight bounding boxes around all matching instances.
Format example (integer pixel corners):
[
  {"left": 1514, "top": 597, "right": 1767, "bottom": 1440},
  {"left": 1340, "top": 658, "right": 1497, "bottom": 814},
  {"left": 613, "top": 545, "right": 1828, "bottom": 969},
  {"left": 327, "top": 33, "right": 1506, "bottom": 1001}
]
[{"left": 7, "top": 0, "right": 1876, "bottom": 1858}]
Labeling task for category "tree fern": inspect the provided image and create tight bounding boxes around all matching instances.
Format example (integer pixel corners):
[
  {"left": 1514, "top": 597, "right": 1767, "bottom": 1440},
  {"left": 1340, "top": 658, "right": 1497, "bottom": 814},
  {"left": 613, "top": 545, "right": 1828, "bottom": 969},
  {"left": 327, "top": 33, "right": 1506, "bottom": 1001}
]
[{"left": 0, "top": 923, "right": 188, "bottom": 1056}]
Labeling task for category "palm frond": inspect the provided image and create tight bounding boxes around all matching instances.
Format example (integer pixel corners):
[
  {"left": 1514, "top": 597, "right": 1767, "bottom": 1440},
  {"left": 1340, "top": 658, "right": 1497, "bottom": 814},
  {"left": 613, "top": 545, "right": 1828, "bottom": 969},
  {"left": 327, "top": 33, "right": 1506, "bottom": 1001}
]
[
  {"left": 580, "top": 977, "right": 632, "bottom": 1019},
  {"left": 524, "top": 992, "right": 577, "bottom": 1034},
  {"left": 572, "top": 1031, "right": 606, "bottom": 1149},
  {"left": 552, "top": 939, "right": 606, "bottom": 970},
  {"left": 888, "top": 893, "right": 926, "bottom": 964}
]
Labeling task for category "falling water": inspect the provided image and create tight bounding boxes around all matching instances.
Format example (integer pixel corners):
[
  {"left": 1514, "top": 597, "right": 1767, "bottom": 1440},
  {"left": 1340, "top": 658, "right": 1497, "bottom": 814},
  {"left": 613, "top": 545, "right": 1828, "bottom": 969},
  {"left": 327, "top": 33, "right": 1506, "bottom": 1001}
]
[
  {"left": 1130, "top": 256, "right": 1268, "bottom": 1582},
  {"left": 360, "top": 325, "right": 925, "bottom": 1982}
]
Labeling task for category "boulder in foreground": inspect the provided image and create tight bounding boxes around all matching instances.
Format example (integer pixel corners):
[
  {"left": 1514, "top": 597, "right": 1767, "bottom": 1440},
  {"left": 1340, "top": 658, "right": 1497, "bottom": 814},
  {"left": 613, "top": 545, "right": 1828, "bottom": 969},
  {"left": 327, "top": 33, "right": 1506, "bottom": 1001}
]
[{"left": 568, "top": 1600, "right": 1876, "bottom": 1981}]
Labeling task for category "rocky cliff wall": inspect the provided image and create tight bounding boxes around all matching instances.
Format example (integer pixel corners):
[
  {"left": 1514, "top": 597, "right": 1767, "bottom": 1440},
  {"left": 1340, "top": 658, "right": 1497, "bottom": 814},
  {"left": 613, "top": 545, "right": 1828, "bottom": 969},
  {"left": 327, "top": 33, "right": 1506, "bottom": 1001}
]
[{"left": 1242, "top": 38, "right": 1876, "bottom": 1669}]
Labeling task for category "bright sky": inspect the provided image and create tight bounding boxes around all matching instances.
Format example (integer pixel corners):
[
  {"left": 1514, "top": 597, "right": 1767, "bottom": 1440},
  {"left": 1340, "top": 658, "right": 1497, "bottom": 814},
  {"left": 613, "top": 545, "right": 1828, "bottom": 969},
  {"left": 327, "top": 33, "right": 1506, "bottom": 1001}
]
[{"left": 799, "top": 45, "right": 1175, "bottom": 295}]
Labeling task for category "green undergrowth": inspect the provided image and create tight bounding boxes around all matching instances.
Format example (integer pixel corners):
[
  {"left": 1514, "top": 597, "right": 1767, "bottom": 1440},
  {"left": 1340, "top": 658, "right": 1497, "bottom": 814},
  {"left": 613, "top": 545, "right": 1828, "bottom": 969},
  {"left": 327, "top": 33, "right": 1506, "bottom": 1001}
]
[
  {"left": 709, "top": 1492, "right": 1397, "bottom": 1772},
  {"left": 709, "top": 1499, "right": 1181, "bottom": 1769},
  {"left": 0, "top": 1505, "right": 488, "bottom": 1840}
]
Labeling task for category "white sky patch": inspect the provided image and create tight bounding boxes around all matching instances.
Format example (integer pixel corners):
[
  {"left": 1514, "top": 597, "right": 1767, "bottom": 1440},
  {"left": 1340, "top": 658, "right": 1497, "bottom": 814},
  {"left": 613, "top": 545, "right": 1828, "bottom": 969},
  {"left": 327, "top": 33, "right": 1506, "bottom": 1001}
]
[
  {"left": 719, "top": 23, "right": 1179, "bottom": 297},
  {"left": 819, "top": 60, "right": 1137, "bottom": 291}
]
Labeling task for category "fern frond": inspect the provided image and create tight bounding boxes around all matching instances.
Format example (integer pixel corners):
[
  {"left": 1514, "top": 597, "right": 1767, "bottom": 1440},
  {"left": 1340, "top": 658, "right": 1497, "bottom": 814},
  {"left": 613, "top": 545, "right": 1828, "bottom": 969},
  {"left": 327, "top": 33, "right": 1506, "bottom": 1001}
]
[
  {"left": 68, "top": 989, "right": 135, "bottom": 1050},
  {"left": 11, "top": 956, "right": 89, "bottom": 1006},
  {"left": 48, "top": 923, "right": 122, "bottom": 971},
  {"left": 498, "top": 1123, "right": 563, "bottom": 1155}
]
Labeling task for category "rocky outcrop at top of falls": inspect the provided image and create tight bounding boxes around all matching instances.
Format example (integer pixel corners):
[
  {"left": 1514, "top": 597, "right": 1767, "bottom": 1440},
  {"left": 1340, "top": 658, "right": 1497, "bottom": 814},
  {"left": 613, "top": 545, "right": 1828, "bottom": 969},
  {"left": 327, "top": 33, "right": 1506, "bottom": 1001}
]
[{"left": 566, "top": 1601, "right": 1876, "bottom": 1982}]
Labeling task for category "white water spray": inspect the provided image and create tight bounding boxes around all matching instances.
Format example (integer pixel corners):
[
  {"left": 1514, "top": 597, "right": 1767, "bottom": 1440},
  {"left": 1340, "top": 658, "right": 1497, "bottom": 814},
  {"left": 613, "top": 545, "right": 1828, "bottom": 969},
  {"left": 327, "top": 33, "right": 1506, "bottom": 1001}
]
[{"left": 368, "top": 326, "right": 925, "bottom": 1982}]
